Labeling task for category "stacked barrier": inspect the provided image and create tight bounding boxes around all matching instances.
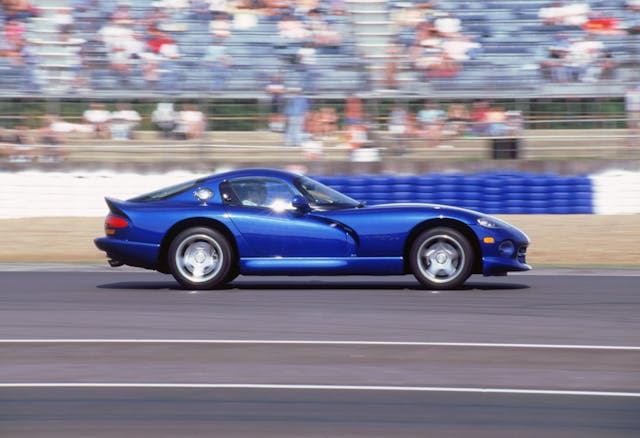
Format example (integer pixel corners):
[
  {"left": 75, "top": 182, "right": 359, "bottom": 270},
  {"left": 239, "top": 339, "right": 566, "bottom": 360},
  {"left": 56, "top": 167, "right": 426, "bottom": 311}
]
[
  {"left": 316, "top": 172, "right": 594, "bottom": 214},
  {"left": 7, "top": 169, "right": 640, "bottom": 219}
]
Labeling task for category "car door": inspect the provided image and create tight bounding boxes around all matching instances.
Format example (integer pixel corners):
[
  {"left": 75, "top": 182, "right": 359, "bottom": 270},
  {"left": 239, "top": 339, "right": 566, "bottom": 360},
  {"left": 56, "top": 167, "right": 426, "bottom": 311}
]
[{"left": 220, "top": 177, "right": 351, "bottom": 257}]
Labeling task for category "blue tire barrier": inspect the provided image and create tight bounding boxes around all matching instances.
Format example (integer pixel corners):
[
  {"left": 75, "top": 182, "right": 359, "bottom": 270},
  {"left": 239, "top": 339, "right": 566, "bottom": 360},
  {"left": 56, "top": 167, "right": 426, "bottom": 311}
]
[{"left": 317, "top": 171, "right": 595, "bottom": 214}]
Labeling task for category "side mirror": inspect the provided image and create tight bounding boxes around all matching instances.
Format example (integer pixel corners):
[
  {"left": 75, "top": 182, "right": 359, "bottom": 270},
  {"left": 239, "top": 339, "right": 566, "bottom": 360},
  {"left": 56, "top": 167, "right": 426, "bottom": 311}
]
[{"left": 291, "top": 195, "right": 311, "bottom": 213}]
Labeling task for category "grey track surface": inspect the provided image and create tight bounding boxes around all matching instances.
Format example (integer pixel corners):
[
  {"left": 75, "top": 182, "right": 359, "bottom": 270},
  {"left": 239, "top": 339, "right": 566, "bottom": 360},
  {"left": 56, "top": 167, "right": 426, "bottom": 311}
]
[{"left": 1, "top": 270, "right": 639, "bottom": 437}]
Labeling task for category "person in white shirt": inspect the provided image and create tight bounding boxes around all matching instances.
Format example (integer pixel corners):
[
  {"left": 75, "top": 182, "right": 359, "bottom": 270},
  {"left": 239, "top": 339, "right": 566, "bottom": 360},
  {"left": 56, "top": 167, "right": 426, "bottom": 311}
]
[{"left": 83, "top": 103, "right": 111, "bottom": 138}]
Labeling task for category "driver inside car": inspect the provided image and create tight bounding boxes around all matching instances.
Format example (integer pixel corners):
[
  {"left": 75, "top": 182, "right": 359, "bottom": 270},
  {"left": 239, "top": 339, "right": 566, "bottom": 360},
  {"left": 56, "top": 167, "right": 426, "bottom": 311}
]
[{"left": 242, "top": 183, "right": 267, "bottom": 207}]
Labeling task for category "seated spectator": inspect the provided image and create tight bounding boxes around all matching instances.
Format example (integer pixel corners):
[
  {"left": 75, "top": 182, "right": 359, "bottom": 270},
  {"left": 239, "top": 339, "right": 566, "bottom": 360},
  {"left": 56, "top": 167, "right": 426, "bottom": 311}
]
[
  {"left": 83, "top": 103, "right": 111, "bottom": 139},
  {"left": 4, "top": 19, "right": 27, "bottom": 48},
  {"left": 110, "top": 104, "right": 141, "bottom": 140},
  {"left": 564, "top": 36, "right": 609, "bottom": 82},
  {"left": 296, "top": 42, "right": 317, "bottom": 91},
  {"left": 152, "top": 102, "right": 177, "bottom": 138},
  {"left": 627, "top": 2, "right": 640, "bottom": 34},
  {"left": 209, "top": 13, "right": 232, "bottom": 39},
  {"left": 441, "top": 36, "right": 481, "bottom": 62},
  {"left": 174, "top": 104, "right": 206, "bottom": 140},
  {"left": 278, "top": 13, "right": 311, "bottom": 42},
  {"left": 307, "top": 9, "right": 342, "bottom": 48},
  {"left": 582, "top": 12, "right": 625, "bottom": 35},
  {"left": 3, "top": 0, "right": 39, "bottom": 21},
  {"left": 541, "top": 33, "right": 572, "bottom": 82},
  {"left": 539, "top": 2, "right": 590, "bottom": 27},
  {"left": 433, "top": 12, "right": 462, "bottom": 37},
  {"left": 98, "top": 17, "right": 144, "bottom": 84},
  {"left": 384, "top": 42, "right": 402, "bottom": 89},
  {"left": 50, "top": 7, "right": 74, "bottom": 34},
  {"left": 628, "top": 0, "right": 640, "bottom": 12},
  {"left": 204, "top": 38, "right": 232, "bottom": 90}
]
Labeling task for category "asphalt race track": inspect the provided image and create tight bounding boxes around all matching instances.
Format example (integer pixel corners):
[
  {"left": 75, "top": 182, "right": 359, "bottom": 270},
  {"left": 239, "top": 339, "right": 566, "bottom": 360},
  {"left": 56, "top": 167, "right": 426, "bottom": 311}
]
[{"left": 1, "top": 267, "right": 640, "bottom": 437}]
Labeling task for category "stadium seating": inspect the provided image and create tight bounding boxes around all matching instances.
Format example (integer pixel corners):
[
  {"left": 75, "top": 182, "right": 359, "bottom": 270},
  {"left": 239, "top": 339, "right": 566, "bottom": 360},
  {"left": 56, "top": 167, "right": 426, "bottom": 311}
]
[{"left": 1, "top": 0, "right": 636, "bottom": 98}]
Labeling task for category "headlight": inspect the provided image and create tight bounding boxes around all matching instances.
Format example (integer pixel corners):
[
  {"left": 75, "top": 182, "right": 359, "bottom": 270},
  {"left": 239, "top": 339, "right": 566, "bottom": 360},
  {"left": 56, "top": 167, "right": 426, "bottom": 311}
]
[
  {"left": 477, "top": 217, "right": 503, "bottom": 228},
  {"left": 499, "top": 240, "right": 515, "bottom": 257}
]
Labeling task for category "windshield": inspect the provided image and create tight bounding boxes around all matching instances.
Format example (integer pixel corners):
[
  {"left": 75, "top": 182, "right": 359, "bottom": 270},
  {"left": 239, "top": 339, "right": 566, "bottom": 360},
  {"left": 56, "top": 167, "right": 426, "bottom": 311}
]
[{"left": 293, "top": 176, "right": 360, "bottom": 210}]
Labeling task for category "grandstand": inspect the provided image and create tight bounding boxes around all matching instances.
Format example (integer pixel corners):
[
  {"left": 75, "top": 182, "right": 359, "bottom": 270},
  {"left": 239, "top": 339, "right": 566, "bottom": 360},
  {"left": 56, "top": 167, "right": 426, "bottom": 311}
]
[
  {"left": 1, "top": 0, "right": 639, "bottom": 173},
  {"left": 1, "top": 0, "right": 638, "bottom": 98}
]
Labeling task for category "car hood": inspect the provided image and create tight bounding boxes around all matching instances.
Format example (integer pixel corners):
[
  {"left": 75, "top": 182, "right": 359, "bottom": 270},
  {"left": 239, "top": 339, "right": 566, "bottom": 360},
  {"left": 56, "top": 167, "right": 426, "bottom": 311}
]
[{"left": 349, "top": 202, "right": 485, "bottom": 222}]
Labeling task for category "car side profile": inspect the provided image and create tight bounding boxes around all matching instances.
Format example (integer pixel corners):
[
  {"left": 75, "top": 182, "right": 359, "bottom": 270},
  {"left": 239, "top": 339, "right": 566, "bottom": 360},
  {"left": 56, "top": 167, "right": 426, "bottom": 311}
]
[{"left": 95, "top": 168, "right": 531, "bottom": 289}]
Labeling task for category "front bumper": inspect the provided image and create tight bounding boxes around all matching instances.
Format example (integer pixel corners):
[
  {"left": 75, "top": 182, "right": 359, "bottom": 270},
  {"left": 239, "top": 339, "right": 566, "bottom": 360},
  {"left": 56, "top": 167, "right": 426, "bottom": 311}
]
[{"left": 473, "top": 224, "right": 531, "bottom": 276}]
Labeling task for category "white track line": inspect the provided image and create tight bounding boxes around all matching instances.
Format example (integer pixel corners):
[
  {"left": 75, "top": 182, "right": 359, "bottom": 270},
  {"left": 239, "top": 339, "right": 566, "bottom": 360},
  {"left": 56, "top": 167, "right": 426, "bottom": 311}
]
[
  {"left": 0, "top": 383, "right": 639, "bottom": 397},
  {"left": 1, "top": 339, "right": 640, "bottom": 350}
]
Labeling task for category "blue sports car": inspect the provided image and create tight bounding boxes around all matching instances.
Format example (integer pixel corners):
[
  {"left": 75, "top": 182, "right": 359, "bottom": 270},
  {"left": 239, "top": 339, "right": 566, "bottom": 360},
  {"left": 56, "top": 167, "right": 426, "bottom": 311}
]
[{"left": 95, "top": 168, "right": 530, "bottom": 290}]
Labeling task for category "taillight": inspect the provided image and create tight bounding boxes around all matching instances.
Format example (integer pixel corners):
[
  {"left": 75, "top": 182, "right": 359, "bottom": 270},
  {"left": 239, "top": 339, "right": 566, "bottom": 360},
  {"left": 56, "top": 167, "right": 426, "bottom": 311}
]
[{"left": 105, "top": 214, "right": 129, "bottom": 235}]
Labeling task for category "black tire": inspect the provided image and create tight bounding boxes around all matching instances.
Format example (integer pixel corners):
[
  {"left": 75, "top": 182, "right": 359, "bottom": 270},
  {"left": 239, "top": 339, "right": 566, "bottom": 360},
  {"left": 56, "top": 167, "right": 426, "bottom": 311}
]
[
  {"left": 409, "top": 227, "right": 474, "bottom": 290},
  {"left": 168, "top": 227, "right": 234, "bottom": 290}
]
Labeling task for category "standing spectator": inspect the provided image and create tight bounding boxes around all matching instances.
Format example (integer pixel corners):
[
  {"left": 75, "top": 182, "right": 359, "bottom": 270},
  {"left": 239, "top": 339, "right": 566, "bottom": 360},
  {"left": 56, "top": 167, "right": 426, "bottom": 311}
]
[
  {"left": 417, "top": 102, "right": 445, "bottom": 130},
  {"left": 444, "top": 103, "right": 471, "bottom": 137},
  {"left": 110, "top": 103, "right": 141, "bottom": 140},
  {"left": 626, "top": 85, "right": 640, "bottom": 150},
  {"left": 344, "top": 96, "right": 363, "bottom": 125},
  {"left": 486, "top": 106, "right": 508, "bottom": 137},
  {"left": 152, "top": 102, "right": 177, "bottom": 138},
  {"left": 175, "top": 104, "right": 206, "bottom": 140},
  {"left": 388, "top": 105, "right": 408, "bottom": 137},
  {"left": 284, "top": 89, "right": 309, "bottom": 147},
  {"left": 317, "top": 107, "right": 338, "bottom": 138},
  {"left": 471, "top": 100, "right": 491, "bottom": 136},
  {"left": 388, "top": 105, "right": 409, "bottom": 155},
  {"left": 83, "top": 103, "right": 111, "bottom": 139},
  {"left": 265, "top": 74, "right": 286, "bottom": 132},
  {"left": 37, "top": 115, "right": 69, "bottom": 162}
]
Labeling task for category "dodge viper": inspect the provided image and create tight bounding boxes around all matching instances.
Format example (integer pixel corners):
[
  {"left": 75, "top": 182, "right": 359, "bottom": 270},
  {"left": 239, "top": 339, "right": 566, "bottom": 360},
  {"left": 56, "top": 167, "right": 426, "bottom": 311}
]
[{"left": 95, "top": 168, "right": 530, "bottom": 289}]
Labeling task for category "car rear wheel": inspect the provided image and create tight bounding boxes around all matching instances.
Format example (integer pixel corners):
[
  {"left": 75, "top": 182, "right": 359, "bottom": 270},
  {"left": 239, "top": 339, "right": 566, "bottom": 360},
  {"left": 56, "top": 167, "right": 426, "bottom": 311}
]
[
  {"left": 168, "top": 227, "right": 234, "bottom": 290},
  {"left": 410, "top": 227, "right": 474, "bottom": 289}
]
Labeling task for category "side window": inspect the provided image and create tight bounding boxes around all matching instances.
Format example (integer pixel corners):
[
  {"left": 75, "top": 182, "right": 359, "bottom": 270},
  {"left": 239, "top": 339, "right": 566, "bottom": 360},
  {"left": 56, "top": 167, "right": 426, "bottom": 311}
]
[{"left": 221, "top": 178, "right": 296, "bottom": 210}]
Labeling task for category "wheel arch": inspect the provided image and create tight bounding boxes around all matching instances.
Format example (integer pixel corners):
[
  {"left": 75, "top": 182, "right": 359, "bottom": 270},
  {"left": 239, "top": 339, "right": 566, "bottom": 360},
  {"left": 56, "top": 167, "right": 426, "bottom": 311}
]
[
  {"left": 157, "top": 218, "right": 238, "bottom": 274},
  {"left": 403, "top": 218, "right": 483, "bottom": 274}
]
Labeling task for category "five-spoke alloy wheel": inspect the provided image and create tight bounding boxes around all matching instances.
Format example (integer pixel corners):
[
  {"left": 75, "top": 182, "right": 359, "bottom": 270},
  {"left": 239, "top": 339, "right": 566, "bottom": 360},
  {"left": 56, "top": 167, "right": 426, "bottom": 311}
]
[
  {"left": 410, "top": 227, "right": 474, "bottom": 289},
  {"left": 169, "top": 227, "right": 234, "bottom": 290}
]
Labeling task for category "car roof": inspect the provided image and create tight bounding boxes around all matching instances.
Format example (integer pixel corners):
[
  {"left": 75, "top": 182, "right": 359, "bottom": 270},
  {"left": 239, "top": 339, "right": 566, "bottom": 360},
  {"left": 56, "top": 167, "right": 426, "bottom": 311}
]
[{"left": 206, "top": 168, "right": 300, "bottom": 183}]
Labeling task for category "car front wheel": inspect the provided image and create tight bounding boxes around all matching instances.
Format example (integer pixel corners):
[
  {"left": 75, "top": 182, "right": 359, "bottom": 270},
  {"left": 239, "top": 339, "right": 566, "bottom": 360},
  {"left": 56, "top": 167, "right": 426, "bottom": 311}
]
[
  {"left": 168, "top": 227, "right": 234, "bottom": 290},
  {"left": 410, "top": 227, "right": 474, "bottom": 289}
]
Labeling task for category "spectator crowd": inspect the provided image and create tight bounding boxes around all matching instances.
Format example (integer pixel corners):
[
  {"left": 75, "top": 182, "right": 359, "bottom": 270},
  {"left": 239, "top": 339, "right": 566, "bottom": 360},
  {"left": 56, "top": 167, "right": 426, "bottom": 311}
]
[{"left": 1, "top": 0, "right": 351, "bottom": 94}]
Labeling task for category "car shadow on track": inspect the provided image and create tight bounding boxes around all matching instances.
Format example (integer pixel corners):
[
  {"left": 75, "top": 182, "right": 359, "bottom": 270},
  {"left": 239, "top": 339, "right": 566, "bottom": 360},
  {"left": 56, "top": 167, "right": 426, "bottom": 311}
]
[{"left": 97, "top": 277, "right": 530, "bottom": 292}]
